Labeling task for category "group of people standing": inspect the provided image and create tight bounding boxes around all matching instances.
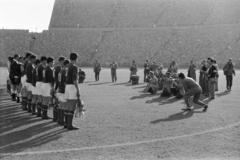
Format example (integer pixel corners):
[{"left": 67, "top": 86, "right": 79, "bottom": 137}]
[{"left": 7, "top": 52, "right": 85, "bottom": 130}]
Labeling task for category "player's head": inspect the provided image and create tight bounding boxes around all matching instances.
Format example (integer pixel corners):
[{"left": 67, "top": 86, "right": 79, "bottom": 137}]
[
  {"left": 25, "top": 52, "right": 33, "bottom": 60},
  {"left": 13, "top": 54, "right": 20, "bottom": 61},
  {"left": 47, "top": 57, "right": 54, "bottom": 67},
  {"left": 213, "top": 60, "right": 217, "bottom": 64},
  {"left": 40, "top": 56, "right": 47, "bottom": 65},
  {"left": 172, "top": 60, "right": 176, "bottom": 65},
  {"left": 190, "top": 59, "right": 194, "bottom": 64},
  {"left": 159, "top": 65, "right": 163, "bottom": 70},
  {"left": 8, "top": 56, "right": 13, "bottom": 62},
  {"left": 63, "top": 59, "right": 70, "bottom": 67},
  {"left": 178, "top": 73, "right": 185, "bottom": 79},
  {"left": 58, "top": 56, "right": 66, "bottom": 66},
  {"left": 146, "top": 60, "right": 148, "bottom": 62},
  {"left": 201, "top": 59, "right": 206, "bottom": 65},
  {"left": 35, "top": 59, "right": 41, "bottom": 67},
  {"left": 30, "top": 54, "right": 37, "bottom": 63},
  {"left": 229, "top": 58, "right": 232, "bottom": 63},
  {"left": 70, "top": 52, "right": 78, "bottom": 62},
  {"left": 132, "top": 60, "right": 135, "bottom": 64},
  {"left": 19, "top": 56, "right": 24, "bottom": 63}
]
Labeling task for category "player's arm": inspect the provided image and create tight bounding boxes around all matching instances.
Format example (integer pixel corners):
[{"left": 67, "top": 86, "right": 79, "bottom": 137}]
[
  {"left": 72, "top": 67, "right": 80, "bottom": 96},
  {"left": 49, "top": 69, "right": 54, "bottom": 89}
]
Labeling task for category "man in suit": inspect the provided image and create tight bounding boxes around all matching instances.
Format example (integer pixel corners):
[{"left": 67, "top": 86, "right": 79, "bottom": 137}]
[
  {"left": 188, "top": 60, "right": 196, "bottom": 81},
  {"left": 223, "top": 58, "right": 236, "bottom": 91},
  {"left": 93, "top": 60, "right": 101, "bottom": 81},
  {"left": 207, "top": 58, "right": 218, "bottom": 99}
]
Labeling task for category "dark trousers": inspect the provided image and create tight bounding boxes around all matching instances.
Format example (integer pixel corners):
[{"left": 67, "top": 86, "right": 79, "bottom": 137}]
[
  {"left": 226, "top": 75, "right": 233, "bottom": 89},
  {"left": 144, "top": 70, "right": 149, "bottom": 82},
  {"left": 111, "top": 71, "right": 117, "bottom": 82},
  {"left": 95, "top": 72, "right": 100, "bottom": 81}
]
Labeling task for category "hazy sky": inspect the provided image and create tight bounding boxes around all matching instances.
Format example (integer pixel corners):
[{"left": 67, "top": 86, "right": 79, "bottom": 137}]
[{"left": 0, "top": 0, "right": 55, "bottom": 32}]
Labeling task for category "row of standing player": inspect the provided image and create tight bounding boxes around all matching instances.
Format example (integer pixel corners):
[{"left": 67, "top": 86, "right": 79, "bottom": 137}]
[{"left": 8, "top": 52, "right": 84, "bottom": 130}]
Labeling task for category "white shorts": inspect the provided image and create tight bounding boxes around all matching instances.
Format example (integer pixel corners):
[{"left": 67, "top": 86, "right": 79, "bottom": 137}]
[
  {"left": 31, "top": 85, "right": 38, "bottom": 95},
  {"left": 58, "top": 93, "right": 66, "bottom": 102},
  {"left": 21, "top": 75, "right": 27, "bottom": 87},
  {"left": 36, "top": 82, "right": 43, "bottom": 96},
  {"left": 65, "top": 85, "right": 78, "bottom": 100},
  {"left": 41, "top": 83, "right": 52, "bottom": 97},
  {"left": 25, "top": 82, "right": 32, "bottom": 92}
]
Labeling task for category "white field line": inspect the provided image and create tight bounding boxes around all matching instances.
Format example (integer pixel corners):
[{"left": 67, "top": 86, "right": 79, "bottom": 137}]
[{"left": 1, "top": 121, "right": 240, "bottom": 156}]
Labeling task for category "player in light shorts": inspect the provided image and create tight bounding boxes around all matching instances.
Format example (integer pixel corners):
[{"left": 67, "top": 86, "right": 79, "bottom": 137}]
[
  {"left": 41, "top": 57, "right": 55, "bottom": 120},
  {"left": 57, "top": 59, "right": 70, "bottom": 126},
  {"left": 53, "top": 56, "right": 66, "bottom": 123},
  {"left": 25, "top": 54, "right": 36, "bottom": 113},
  {"left": 31, "top": 59, "right": 40, "bottom": 115},
  {"left": 64, "top": 53, "right": 81, "bottom": 130},
  {"left": 21, "top": 52, "right": 32, "bottom": 111},
  {"left": 35, "top": 56, "right": 47, "bottom": 117}
]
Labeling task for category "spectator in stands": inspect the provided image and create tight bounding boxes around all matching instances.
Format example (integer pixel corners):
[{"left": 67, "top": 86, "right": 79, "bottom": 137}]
[
  {"left": 188, "top": 60, "right": 196, "bottom": 81},
  {"left": 223, "top": 58, "right": 236, "bottom": 91}
]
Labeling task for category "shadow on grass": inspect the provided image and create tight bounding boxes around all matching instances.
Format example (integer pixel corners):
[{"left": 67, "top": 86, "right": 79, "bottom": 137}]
[
  {"left": 0, "top": 87, "right": 67, "bottom": 155},
  {"left": 151, "top": 103, "right": 205, "bottom": 124},
  {"left": 88, "top": 82, "right": 112, "bottom": 86},
  {"left": 216, "top": 90, "right": 230, "bottom": 97},
  {"left": 130, "top": 93, "right": 157, "bottom": 100}
]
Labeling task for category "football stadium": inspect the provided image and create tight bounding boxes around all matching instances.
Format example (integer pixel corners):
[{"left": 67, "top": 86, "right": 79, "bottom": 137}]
[{"left": 0, "top": 0, "right": 240, "bottom": 159}]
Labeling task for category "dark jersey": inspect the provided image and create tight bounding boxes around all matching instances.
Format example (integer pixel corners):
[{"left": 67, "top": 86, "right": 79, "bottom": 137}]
[
  {"left": 36, "top": 64, "right": 44, "bottom": 82},
  {"left": 58, "top": 68, "right": 67, "bottom": 94},
  {"left": 53, "top": 65, "right": 61, "bottom": 90},
  {"left": 32, "top": 67, "right": 37, "bottom": 87},
  {"left": 66, "top": 63, "right": 78, "bottom": 85},
  {"left": 26, "top": 63, "right": 34, "bottom": 83},
  {"left": 43, "top": 66, "right": 54, "bottom": 84},
  {"left": 10, "top": 59, "right": 21, "bottom": 78},
  {"left": 23, "top": 60, "right": 29, "bottom": 75}
]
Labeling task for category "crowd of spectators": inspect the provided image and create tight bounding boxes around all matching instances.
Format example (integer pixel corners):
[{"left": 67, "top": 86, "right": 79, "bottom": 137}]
[
  {"left": 49, "top": 0, "right": 240, "bottom": 29},
  {"left": 1, "top": 25, "right": 240, "bottom": 68}
]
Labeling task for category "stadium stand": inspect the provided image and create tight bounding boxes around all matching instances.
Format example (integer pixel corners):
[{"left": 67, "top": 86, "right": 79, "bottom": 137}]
[{"left": 1, "top": 0, "right": 240, "bottom": 67}]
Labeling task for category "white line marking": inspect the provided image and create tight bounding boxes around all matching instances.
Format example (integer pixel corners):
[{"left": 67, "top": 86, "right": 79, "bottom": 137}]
[{"left": 1, "top": 121, "right": 240, "bottom": 156}]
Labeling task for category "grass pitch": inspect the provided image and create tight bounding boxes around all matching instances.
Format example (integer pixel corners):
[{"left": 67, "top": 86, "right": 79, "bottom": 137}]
[{"left": 0, "top": 67, "right": 240, "bottom": 160}]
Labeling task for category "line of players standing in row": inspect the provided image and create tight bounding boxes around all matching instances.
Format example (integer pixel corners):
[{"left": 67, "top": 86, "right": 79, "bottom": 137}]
[{"left": 7, "top": 52, "right": 85, "bottom": 130}]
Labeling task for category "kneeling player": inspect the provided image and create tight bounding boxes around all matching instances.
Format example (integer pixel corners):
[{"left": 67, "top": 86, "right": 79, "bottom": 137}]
[
  {"left": 65, "top": 53, "right": 80, "bottom": 130},
  {"left": 58, "top": 59, "right": 70, "bottom": 126},
  {"left": 41, "top": 57, "right": 54, "bottom": 119},
  {"left": 178, "top": 73, "right": 208, "bottom": 111}
]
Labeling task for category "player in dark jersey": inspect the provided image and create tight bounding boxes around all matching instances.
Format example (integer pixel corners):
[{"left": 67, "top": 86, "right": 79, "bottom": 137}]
[
  {"left": 21, "top": 52, "right": 33, "bottom": 111},
  {"left": 64, "top": 53, "right": 81, "bottom": 130},
  {"left": 41, "top": 57, "right": 54, "bottom": 119},
  {"left": 57, "top": 59, "right": 70, "bottom": 126},
  {"left": 54, "top": 56, "right": 65, "bottom": 91},
  {"left": 25, "top": 54, "right": 37, "bottom": 113},
  {"left": 36, "top": 56, "right": 47, "bottom": 117},
  {"left": 9, "top": 54, "right": 21, "bottom": 101},
  {"left": 16, "top": 56, "right": 24, "bottom": 103},
  {"left": 31, "top": 59, "right": 40, "bottom": 115},
  {"left": 53, "top": 56, "right": 65, "bottom": 122}
]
